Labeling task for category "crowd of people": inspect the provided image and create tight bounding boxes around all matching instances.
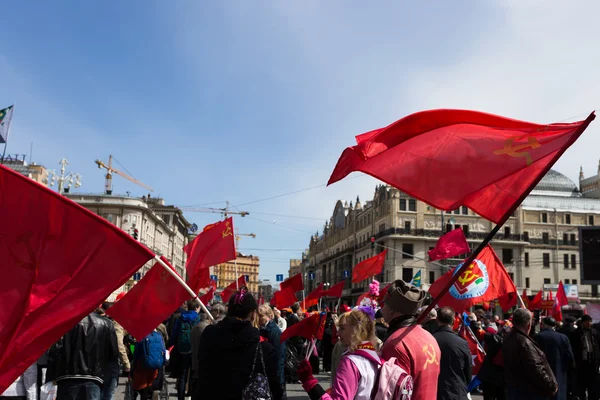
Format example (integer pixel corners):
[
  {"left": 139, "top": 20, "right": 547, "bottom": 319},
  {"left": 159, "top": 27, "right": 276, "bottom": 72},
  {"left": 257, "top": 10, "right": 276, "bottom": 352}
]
[{"left": 2, "top": 279, "right": 600, "bottom": 400}]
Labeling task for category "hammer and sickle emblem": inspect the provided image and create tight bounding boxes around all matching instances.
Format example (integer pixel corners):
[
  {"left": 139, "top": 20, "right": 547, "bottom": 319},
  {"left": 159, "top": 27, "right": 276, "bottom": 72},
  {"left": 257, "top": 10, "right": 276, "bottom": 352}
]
[
  {"left": 493, "top": 136, "right": 541, "bottom": 166},
  {"left": 422, "top": 344, "right": 439, "bottom": 369},
  {"left": 159, "top": 269, "right": 170, "bottom": 282},
  {"left": 222, "top": 222, "right": 233, "bottom": 238},
  {"left": 458, "top": 263, "right": 479, "bottom": 286}
]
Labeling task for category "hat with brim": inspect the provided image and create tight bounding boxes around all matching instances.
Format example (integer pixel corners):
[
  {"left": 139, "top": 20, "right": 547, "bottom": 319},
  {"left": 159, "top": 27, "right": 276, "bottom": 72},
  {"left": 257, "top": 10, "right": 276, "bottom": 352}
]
[{"left": 384, "top": 280, "right": 426, "bottom": 316}]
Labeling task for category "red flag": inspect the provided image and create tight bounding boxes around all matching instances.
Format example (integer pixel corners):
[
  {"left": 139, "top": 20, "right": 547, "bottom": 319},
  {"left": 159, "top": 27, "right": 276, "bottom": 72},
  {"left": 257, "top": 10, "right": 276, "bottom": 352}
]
[
  {"left": 323, "top": 282, "right": 345, "bottom": 298},
  {"left": 377, "top": 283, "right": 391, "bottom": 304},
  {"left": 220, "top": 276, "right": 247, "bottom": 303},
  {"left": 107, "top": 257, "right": 190, "bottom": 340},
  {"left": 428, "top": 228, "right": 470, "bottom": 261},
  {"left": 428, "top": 246, "right": 517, "bottom": 313},
  {"left": 352, "top": 250, "right": 387, "bottom": 283},
  {"left": 552, "top": 281, "right": 569, "bottom": 321},
  {"left": 270, "top": 288, "right": 298, "bottom": 309},
  {"left": 280, "top": 312, "right": 326, "bottom": 343},
  {"left": 521, "top": 289, "right": 530, "bottom": 309},
  {"left": 258, "top": 295, "right": 265, "bottom": 305},
  {"left": 304, "top": 283, "right": 325, "bottom": 308},
  {"left": 0, "top": 164, "right": 153, "bottom": 392},
  {"left": 184, "top": 218, "right": 236, "bottom": 293},
  {"left": 328, "top": 109, "right": 595, "bottom": 224},
  {"left": 459, "top": 324, "right": 485, "bottom": 376},
  {"left": 356, "top": 291, "right": 370, "bottom": 306},
  {"left": 200, "top": 286, "right": 216, "bottom": 305},
  {"left": 498, "top": 292, "right": 517, "bottom": 312},
  {"left": 529, "top": 290, "right": 543, "bottom": 310},
  {"left": 280, "top": 273, "right": 304, "bottom": 292}
]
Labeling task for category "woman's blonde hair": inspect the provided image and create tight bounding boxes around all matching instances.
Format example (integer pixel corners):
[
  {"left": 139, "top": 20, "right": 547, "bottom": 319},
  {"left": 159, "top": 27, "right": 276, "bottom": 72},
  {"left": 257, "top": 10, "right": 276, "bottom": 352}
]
[
  {"left": 258, "top": 304, "right": 274, "bottom": 319},
  {"left": 338, "top": 309, "right": 376, "bottom": 352}
]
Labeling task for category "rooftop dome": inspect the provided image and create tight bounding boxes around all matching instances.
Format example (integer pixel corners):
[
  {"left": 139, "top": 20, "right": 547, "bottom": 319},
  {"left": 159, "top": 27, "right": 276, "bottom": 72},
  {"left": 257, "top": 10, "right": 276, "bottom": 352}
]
[{"left": 534, "top": 170, "right": 578, "bottom": 194}]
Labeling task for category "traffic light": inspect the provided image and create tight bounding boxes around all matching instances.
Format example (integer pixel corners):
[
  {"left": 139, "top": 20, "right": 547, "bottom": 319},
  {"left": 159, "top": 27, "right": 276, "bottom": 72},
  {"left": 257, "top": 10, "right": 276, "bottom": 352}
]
[
  {"left": 371, "top": 237, "right": 375, "bottom": 250},
  {"left": 132, "top": 228, "right": 139, "bottom": 240}
]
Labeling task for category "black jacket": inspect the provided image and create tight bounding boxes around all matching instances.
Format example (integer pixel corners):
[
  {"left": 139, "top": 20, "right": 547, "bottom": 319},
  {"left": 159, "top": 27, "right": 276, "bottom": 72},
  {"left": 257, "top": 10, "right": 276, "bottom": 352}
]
[
  {"left": 433, "top": 326, "right": 472, "bottom": 400},
  {"left": 195, "top": 317, "right": 282, "bottom": 400},
  {"left": 535, "top": 328, "right": 574, "bottom": 400},
  {"left": 375, "top": 322, "right": 388, "bottom": 342},
  {"left": 47, "top": 312, "right": 118, "bottom": 384},
  {"left": 477, "top": 332, "right": 504, "bottom": 387},
  {"left": 571, "top": 326, "right": 600, "bottom": 366}
]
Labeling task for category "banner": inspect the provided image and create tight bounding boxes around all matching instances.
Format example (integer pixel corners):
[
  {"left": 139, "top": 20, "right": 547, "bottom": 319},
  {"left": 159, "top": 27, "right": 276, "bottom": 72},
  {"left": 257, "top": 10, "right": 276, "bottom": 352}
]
[{"left": 586, "top": 303, "right": 600, "bottom": 322}]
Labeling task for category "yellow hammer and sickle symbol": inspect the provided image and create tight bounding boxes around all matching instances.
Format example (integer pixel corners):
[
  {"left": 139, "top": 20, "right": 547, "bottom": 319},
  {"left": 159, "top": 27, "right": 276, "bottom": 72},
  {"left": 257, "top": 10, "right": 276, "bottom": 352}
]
[
  {"left": 222, "top": 222, "right": 232, "bottom": 238},
  {"left": 422, "top": 344, "right": 438, "bottom": 369},
  {"left": 458, "top": 264, "right": 479, "bottom": 286},
  {"left": 493, "top": 136, "right": 541, "bottom": 166}
]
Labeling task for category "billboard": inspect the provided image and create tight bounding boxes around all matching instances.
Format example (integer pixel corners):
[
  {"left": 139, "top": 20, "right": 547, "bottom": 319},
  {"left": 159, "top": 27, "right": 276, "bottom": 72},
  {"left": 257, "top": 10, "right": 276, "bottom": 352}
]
[{"left": 579, "top": 227, "right": 600, "bottom": 284}]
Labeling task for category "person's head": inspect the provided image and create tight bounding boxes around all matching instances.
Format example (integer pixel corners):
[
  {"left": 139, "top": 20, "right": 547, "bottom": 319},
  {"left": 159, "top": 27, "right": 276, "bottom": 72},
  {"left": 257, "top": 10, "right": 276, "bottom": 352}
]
[
  {"left": 186, "top": 298, "right": 201, "bottom": 312},
  {"left": 227, "top": 287, "right": 258, "bottom": 321},
  {"left": 581, "top": 315, "right": 593, "bottom": 329},
  {"left": 101, "top": 301, "right": 113, "bottom": 312},
  {"left": 258, "top": 304, "right": 274, "bottom": 327},
  {"left": 436, "top": 307, "right": 455, "bottom": 327},
  {"left": 563, "top": 316, "right": 576, "bottom": 327},
  {"left": 337, "top": 309, "right": 376, "bottom": 351},
  {"left": 291, "top": 303, "right": 300, "bottom": 314},
  {"left": 494, "top": 315, "right": 500, "bottom": 323},
  {"left": 541, "top": 316, "right": 556, "bottom": 330},
  {"left": 512, "top": 308, "right": 532, "bottom": 334},
  {"left": 274, "top": 309, "right": 282, "bottom": 319},
  {"left": 375, "top": 309, "right": 385, "bottom": 324},
  {"left": 211, "top": 303, "right": 226, "bottom": 321},
  {"left": 382, "top": 280, "right": 426, "bottom": 322}
]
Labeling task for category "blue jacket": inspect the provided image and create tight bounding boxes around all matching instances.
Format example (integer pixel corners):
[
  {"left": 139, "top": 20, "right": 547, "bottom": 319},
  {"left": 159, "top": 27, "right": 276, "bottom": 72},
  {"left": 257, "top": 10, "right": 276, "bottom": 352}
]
[
  {"left": 260, "top": 319, "right": 285, "bottom": 385},
  {"left": 535, "top": 328, "right": 574, "bottom": 400},
  {"left": 169, "top": 310, "right": 199, "bottom": 348}
]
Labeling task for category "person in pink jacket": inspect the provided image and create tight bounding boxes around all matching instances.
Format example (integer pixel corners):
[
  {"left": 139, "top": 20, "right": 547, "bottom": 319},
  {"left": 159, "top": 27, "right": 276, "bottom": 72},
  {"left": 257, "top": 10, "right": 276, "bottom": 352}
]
[{"left": 297, "top": 307, "right": 402, "bottom": 400}]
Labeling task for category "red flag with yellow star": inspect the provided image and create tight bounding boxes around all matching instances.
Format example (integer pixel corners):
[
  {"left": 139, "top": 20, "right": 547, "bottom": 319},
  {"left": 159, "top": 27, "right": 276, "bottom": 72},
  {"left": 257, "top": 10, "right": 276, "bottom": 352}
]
[
  {"left": 328, "top": 109, "right": 595, "bottom": 224},
  {"left": 428, "top": 245, "right": 516, "bottom": 312}
]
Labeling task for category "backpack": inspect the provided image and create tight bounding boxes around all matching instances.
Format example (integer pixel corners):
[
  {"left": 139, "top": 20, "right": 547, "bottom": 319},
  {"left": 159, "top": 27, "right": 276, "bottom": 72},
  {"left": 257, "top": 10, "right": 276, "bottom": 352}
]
[
  {"left": 354, "top": 350, "right": 413, "bottom": 400},
  {"left": 241, "top": 343, "right": 272, "bottom": 400},
  {"left": 140, "top": 331, "right": 166, "bottom": 370},
  {"left": 177, "top": 316, "right": 199, "bottom": 354}
]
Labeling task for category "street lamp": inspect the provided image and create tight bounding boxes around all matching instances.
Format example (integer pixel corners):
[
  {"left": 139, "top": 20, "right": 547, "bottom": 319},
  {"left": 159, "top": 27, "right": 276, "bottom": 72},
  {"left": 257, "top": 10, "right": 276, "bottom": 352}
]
[{"left": 48, "top": 158, "right": 82, "bottom": 194}]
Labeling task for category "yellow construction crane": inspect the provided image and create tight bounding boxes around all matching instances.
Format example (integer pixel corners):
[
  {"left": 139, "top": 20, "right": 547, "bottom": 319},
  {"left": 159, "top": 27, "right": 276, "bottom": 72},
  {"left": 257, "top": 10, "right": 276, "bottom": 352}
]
[{"left": 95, "top": 155, "right": 154, "bottom": 195}]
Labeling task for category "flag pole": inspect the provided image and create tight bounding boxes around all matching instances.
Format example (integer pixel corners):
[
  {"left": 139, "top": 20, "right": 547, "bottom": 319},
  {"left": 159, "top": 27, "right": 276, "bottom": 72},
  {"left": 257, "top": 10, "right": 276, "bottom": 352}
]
[{"left": 154, "top": 256, "right": 215, "bottom": 322}]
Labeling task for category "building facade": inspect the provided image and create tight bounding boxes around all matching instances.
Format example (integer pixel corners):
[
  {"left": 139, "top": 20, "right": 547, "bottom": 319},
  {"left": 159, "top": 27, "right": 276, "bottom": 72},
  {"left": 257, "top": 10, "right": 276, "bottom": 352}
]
[
  {"left": 2, "top": 156, "right": 48, "bottom": 185},
  {"left": 214, "top": 252, "right": 259, "bottom": 295},
  {"left": 258, "top": 280, "right": 274, "bottom": 303},
  {"left": 289, "top": 259, "right": 302, "bottom": 278},
  {"left": 306, "top": 169, "right": 600, "bottom": 307},
  {"left": 65, "top": 193, "right": 191, "bottom": 299}
]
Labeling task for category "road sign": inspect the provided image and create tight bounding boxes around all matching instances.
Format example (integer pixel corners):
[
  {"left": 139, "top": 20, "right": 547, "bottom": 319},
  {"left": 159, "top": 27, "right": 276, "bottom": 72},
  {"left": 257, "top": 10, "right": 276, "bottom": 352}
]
[
  {"left": 245, "top": 275, "right": 250, "bottom": 282},
  {"left": 342, "top": 270, "right": 350, "bottom": 279},
  {"left": 308, "top": 272, "right": 315, "bottom": 281},
  {"left": 276, "top": 274, "right": 284, "bottom": 282},
  {"left": 210, "top": 275, "right": 218, "bottom": 281}
]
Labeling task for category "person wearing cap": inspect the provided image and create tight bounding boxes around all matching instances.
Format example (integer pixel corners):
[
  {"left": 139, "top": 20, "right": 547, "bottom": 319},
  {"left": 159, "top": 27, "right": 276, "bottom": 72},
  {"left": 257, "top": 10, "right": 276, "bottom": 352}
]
[
  {"left": 534, "top": 316, "right": 574, "bottom": 400},
  {"left": 571, "top": 314, "right": 600, "bottom": 400},
  {"left": 379, "top": 279, "right": 440, "bottom": 400},
  {"left": 374, "top": 309, "right": 387, "bottom": 342}
]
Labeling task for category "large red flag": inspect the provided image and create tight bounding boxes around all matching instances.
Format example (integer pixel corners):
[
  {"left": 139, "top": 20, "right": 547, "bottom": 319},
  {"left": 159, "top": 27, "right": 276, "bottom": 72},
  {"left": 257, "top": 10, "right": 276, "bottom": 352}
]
[
  {"left": 529, "top": 290, "right": 543, "bottom": 310},
  {"left": 107, "top": 257, "right": 190, "bottom": 340},
  {"left": 280, "top": 273, "right": 304, "bottom": 292},
  {"left": 428, "top": 246, "right": 517, "bottom": 313},
  {"left": 428, "top": 228, "right": 470, "bottom": 261},
  {"left": 220, "top": 276, "right": 247, "bottom": 303},
  {"left": 323, "top": 281, "right": 345, "bottom": 298},
  {"left": 184, "top": 218, "right": 236, "bottom": 293},
  {"left": 328, "top": 109, "right": 595, "bottom": 224},
  {"left": 459, "top": 323, "right": 485, "bottom": 376},
  {"left": 304, "top": 283, "right": 325, "bottom": 308},
  {"left": 270, "top": 288, "right": 298, "bottom": 309},
  {"left": 280, "top": 312, "right": 326, "bottom": 343},
  {"left": 0, "top": 164, "right": 153, "bottom": 392},
  {"left": 352, "top": 250, "right": 387, "bottom": 283},
  {"left": 552, "top": 281, "right": 569, "bottom": 321}
]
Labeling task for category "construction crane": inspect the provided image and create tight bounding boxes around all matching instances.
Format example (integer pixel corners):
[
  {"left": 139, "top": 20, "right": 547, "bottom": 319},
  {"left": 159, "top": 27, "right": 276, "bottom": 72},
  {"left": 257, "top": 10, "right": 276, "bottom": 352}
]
[
  {"left": 95, "top": 155, "right": 154, "bottom": 195},
  {"left": 180, "top": 201, "right": 249, "bottom": 219}
]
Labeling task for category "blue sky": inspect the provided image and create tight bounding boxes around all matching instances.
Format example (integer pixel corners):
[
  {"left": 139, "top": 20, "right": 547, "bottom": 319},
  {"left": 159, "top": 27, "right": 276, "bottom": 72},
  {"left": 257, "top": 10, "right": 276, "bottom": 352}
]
[{"left": 3, "top": 1, "right": 600, "bottom": 282}]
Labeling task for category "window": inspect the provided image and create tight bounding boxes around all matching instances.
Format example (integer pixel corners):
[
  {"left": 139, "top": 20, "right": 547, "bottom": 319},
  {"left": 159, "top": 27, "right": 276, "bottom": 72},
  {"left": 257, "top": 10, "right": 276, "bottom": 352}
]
[
  {"left": 400, "top": 199, "right": 406, "bottom": 211},
  {"left": 402, "top": 243, "right": 414, "bottom": 259},
  {"left": 526, "top": 277, "right": 530, "bottom": 288},
  {"left": 504, "top": 227, "right": 511, "bottom": 238},
  {"left": 162, "top": 215, "right": 171, "bottom": 225},
  {"left": 525, "top": 252, "right": 530, "bottom": 267},
  {"left": 402, "top": 268, "right": 413, "bottom": 283},
  {"left": 565, "top": 279, "right": 570, "bottom": 284},
  {"left": 544, "top": 278, "right": 551, "bottom": 284},
  {"left": 429, "top": 247, "right": 434, "bottom": 251},
  {"left": 543, "top": 253, "right": 550, "bottom": 268},
  {"left": 368, "top": 214, "right": 371, "bottom": 224},
  {"left": 132, "top": 215, "right": 138, "bottom": 224},
  {"left": 408, "top": 199, "right": 416, "bottom": 212},
  {"left": 589, "top": 215, "right": 594, "bottom": 226},
  {"left": 572, "top": 279, "right": 577, "bottom": 285},
  {"left": 429, "top": 271, "right": 435, "bottom": 284},
  {"left": 542, "top": 213, "right": 548, "bottom": 223},
  {"left": 570, "top": 234, "right": 576, "bottom": 246},
  {"left": 462, "top": 225, "right": 469, "bottom": 237},
  {"left": 563, "top": 233, "right": 568, "bottom": 244},
  {"left": 453, "top": 209, "right": 460, "bottom": 215},
  {"left": 405, "top": 221, "right": 411, "bottom": 231},
  {"left": 571, "top": 254, "right": 577, "bottom": 269},
  {"left": 446, "top": 224, "right": 452, "bottom": 233},
  {"left": 564, "top": 254, "right": 569, "bottom": 269},
  {"left": 542, "top": 232, "right": 549, "bottom": 244},
  {"left": 566, "top": 214, "right": 571, "bottom": 224},
  {"left": 509, "top": 272, "right": 515, "bottom": 282},
  {"left": 379, "top": 224, "right": 386, "bottom": 233},
  {"left": 455, "top": 225, "right": 461, "bottom": 230},
  {"left": 461, "top": 206, "right": 468, "bottom": 215},
  {"left": 502, "top": 248, "right": 514, "bottom": 264},
  {"left": 593, "top": 285, "right": 599, "bottom": 297},
  {"left": 523, "top": 231, "right": 529, "bottom": 241}
]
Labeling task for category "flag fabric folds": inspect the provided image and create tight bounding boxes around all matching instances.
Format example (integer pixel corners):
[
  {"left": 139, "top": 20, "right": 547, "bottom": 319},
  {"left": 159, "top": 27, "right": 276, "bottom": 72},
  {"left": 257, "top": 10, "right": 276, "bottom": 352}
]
[
  {"left": 0, "top": 105, "right": 14, "bottom": 144},
  {"left": 184, "top": 218, "right": 236, "bottom": 293},
  {"left": 428, "top": 245, "right": 517, "bottom": 312},
  {"left": 352, "top": 250, "right": 387, "bottom": 283},
  {"left": 107, "top": 257, "right": 190, "bottom": 340},
  {"left": 328, "top": 109, "right": 595, "bottom": 224},
  {"left": 409, "top": 270, "right": 422, "bottom": 287},
  {"left": 0, "top": 164, "right": 154, "bottom": 393},
  {"left": 200, "top": 286, "right": 216, "bottom": 305},
  {"left": 459, "top": 322, "right": 485, "bottom": 392},
  {"left": 323, "top": 282, "right": 345, "bottom": 298},
  {"left": 304, "top": 283, "right": 324, "bottom": 308},
  {"left": 529, "top": 290, "right": 543, "bottom": 310},
  {"left": 270, "top": 288, "right": 298, "bottom": 309},
  {"left": 280, "top": 312, "right": 326, "bottom": 343},
  {"left": 280, "top": 273, "right": 304, "bottom": 292},
  {"left": 428, "top": 228, "right": 470, "bottom": 261},
  {"left": 220, "top": 276, "right": 247, "bottom": 304},
  {"left": 552, "top": 281, "right": 569, "bottom": 321}
]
